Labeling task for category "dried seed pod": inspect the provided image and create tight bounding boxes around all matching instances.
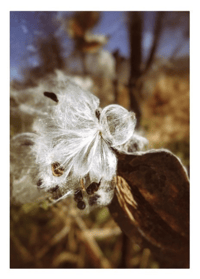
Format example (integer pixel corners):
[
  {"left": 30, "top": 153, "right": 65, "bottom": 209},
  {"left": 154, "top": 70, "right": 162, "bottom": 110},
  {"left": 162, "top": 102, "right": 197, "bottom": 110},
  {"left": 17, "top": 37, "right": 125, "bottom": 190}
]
[{"left": 109, "top": 149, "right": 189, "bottom": 268}]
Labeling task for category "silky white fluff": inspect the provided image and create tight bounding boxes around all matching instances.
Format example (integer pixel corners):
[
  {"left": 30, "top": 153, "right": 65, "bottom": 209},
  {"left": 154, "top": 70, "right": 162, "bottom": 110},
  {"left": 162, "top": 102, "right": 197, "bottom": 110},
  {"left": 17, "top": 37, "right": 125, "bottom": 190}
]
[{"left": 32, "top": 80, "right": 136, "bottom": 196}]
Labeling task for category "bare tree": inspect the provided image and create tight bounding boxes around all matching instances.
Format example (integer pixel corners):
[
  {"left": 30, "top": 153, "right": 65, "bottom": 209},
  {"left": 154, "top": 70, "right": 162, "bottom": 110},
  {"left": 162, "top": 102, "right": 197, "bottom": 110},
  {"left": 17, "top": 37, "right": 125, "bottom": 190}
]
[
  {"left": 168, "top": 12, "right": 189, "bottom": 61},
  {"left": 112, "top": 12, "right": 189, "bottom": 129},
  {"left": 127, "top": 12, "right": 165, "bottom": 128}
]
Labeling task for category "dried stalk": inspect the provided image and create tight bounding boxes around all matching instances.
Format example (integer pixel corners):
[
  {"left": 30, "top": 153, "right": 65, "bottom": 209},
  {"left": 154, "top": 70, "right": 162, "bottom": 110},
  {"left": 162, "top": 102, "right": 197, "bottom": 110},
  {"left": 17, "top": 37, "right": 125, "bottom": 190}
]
[
  {"left": 109, "top": 149, "right": 189, "bottom": 268},
  {"left": 75, "top": 215, "right": 112, "bottom": 268}
]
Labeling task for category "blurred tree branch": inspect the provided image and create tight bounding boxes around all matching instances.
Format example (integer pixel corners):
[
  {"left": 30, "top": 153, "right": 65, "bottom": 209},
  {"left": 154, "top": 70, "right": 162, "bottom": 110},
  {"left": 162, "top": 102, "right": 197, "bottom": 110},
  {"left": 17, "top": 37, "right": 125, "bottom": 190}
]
[
  {"left": 127, "top": 12, "right": 164, "bottom": 128},
  {"left": 128, "top": 12, "right": 143, "bottom": 128},
  {"left": 142, "top": 12, "right": 165, "bottom": 75}
]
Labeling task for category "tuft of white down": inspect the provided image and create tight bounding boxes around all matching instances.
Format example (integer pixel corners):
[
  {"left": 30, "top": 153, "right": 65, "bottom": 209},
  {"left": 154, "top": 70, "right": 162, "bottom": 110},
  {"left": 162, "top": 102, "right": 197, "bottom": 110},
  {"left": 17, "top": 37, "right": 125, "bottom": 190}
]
[{"left": 30, "top": 79, "right": 137, "bottom": 207}]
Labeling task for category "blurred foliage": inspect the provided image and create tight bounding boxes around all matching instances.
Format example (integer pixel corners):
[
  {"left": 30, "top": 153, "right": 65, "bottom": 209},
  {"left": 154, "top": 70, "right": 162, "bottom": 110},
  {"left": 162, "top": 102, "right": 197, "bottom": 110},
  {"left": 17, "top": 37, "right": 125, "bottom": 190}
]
[{"left": 141, "top": 66, "right": 189, "bottom": 170}]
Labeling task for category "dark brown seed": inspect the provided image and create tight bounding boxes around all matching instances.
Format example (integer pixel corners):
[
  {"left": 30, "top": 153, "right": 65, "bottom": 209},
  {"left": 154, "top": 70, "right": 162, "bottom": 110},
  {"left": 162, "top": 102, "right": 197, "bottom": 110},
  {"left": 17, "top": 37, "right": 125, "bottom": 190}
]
[
  {"left": 95, "top": 109, "right": 101, "bottom": 119},
  {"left": 52, "top": 191, "right": 63, "bottom": 200},
  {"left": 86, "top": 182, "right": 100, "bottom": 195},
  {"left": 48, "top": 185, "right": 59, "bottom": 193},
  {"left": 52, "top": 162, "right": 64, "bottom": 177},
  {"left": 133, "top": 143, "right": 138, "bottom": 151},
  {"left": 86, "top": 185, "right": 93, "bottom": 195},
  {"left": 37, "top": 179, "right": 43, "bottom": 187},
  {"left": 21, "top": 140, "right": 34, "bottom": 146},
  {"left": 89, "top": 194, "right": 100, "bottom": 206},
  {"left": 77, "top": 200, "right": 86, "bottom": 210},
  {"left": 49, "top": 186, "right": 63, "bottom": 200},
  {"left": 44, "top": 91, "right": 59, "bottom": 103},
  {"left": 74, "top": 189, "right": 83, "bottom": 202}
]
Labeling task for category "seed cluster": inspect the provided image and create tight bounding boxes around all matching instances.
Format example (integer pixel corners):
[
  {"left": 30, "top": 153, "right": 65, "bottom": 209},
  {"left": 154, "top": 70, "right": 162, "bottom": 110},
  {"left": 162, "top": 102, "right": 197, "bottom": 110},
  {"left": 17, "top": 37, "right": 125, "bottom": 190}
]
[
  {"left": 37, "top": 163, "right": 102, "bottom": 209},
  {"left": 74, "top": 189, "right": 86, "bottom": 210},
  {"left": 73, "top": 181, "right": 101, "bottom": 210}
]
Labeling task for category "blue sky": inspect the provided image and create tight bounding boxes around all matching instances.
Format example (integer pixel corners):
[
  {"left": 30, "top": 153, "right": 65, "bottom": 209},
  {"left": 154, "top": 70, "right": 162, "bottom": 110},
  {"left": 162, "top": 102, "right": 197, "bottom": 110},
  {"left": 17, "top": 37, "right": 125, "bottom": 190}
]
[{"left": 10, "top": 11, "right": 189, "bottom": 81}]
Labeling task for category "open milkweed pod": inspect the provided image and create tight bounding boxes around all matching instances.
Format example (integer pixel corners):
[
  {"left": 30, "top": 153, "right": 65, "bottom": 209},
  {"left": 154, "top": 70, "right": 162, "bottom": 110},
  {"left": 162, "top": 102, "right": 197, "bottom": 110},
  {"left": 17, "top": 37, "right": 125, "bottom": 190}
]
[
  {"left": 11, "top": 79, "right": 143, "bottom": 212},
  {"left": 109, "top": 149, "right": 189, "bottom": 268}
]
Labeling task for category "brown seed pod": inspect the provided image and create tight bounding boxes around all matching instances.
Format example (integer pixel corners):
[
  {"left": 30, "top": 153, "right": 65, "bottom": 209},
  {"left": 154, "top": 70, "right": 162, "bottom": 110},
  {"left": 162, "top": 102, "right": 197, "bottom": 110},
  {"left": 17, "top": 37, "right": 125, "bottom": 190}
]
[
  {"left": 109, "top": 149, "right": 189, "bottom": 268},
  {"left": 51, "top": 162, "right": 64, "bottom": 177}
]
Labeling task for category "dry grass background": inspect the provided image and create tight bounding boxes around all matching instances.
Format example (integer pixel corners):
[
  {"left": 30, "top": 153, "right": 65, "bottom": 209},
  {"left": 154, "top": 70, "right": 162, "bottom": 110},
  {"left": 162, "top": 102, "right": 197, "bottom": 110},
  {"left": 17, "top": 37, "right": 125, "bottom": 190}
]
[
  {"left": 141, "top": 72, "right": 189, "bottom": 170},
  {"left": 10, "top": 198, "right": 159, "bottom": 268}
]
